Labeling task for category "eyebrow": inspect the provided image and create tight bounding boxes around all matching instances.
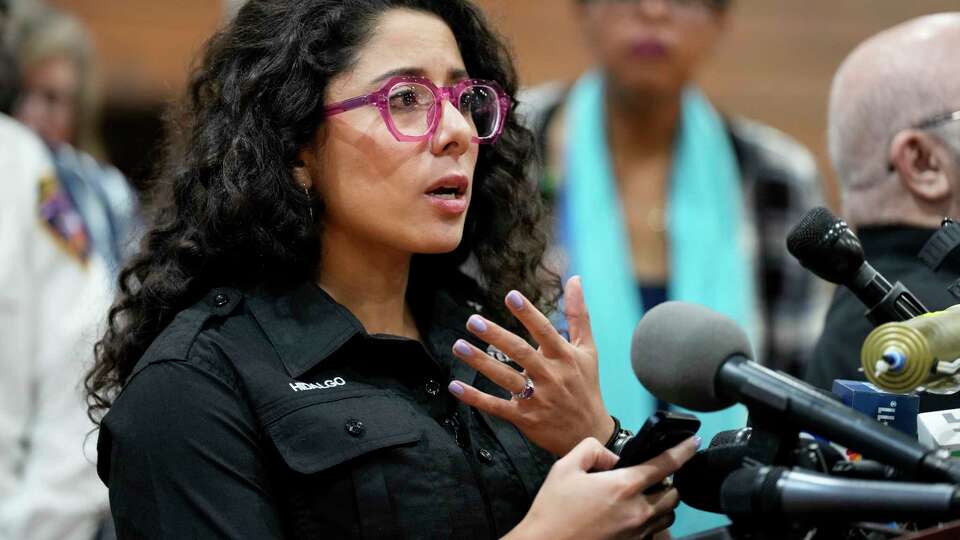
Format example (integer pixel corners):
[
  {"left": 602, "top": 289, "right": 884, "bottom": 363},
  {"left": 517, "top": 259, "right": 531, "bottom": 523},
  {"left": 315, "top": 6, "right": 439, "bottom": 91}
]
[{"left": 371, "top": 67, "right": 470, "bottom": 85}]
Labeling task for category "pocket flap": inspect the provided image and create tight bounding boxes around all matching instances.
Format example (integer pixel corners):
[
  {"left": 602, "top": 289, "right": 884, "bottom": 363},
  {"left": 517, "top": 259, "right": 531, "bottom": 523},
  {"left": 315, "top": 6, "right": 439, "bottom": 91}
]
[{"left": 265, "top": 391, "right": 421, "bottom": 474}]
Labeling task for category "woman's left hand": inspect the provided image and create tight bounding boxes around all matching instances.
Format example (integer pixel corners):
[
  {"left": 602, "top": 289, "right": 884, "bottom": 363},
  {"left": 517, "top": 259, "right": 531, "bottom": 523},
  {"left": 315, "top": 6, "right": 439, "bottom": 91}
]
[{"left": 448, "top": 276, "right": 614, "bottom": 456}]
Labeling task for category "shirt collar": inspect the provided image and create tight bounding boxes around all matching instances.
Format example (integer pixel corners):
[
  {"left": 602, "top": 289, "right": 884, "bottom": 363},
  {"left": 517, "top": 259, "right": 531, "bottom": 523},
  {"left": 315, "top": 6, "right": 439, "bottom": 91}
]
[{"left": 244, "top": 278, "right": 483, "bottom": 379}]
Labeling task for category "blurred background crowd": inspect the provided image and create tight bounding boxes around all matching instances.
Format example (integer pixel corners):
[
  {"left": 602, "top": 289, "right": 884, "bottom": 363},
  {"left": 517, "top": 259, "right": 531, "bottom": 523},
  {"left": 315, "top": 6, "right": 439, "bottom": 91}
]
[
  {"left": 3, "top": 0, "right": 956, "bottom": 205},
  {"left": 2, "top": 0, "right": 959, "bottom": 538}
]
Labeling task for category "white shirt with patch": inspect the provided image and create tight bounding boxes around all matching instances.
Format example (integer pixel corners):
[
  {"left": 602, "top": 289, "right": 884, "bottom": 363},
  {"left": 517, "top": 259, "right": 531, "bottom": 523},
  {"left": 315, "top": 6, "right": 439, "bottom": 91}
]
[{"left": 0, "top": 114, "right": 111, "bottom": 540}]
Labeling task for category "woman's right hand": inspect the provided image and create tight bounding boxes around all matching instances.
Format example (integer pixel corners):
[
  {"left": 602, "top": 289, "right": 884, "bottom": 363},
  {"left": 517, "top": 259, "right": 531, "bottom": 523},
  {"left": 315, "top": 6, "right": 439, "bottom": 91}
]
[{"left": 505, "top": 435, "right": 700, "bottom": 540}]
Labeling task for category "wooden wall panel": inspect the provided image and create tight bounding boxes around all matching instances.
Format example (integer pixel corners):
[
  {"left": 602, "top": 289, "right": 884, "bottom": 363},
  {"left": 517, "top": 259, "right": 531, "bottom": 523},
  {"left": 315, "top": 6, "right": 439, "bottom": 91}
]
[{"left": 48, "top": 0, "right": 223, "bottom": 105}]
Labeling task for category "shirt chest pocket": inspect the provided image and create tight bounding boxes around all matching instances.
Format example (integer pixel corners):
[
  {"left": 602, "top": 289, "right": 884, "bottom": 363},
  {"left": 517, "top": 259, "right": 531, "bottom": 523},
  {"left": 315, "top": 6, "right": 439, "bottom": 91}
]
[
  {"left": 263, "top": 388, "right": 422, "bottom": 473},
  {"left": 262, "top": 388, "right": 434, "bottom": 539}
]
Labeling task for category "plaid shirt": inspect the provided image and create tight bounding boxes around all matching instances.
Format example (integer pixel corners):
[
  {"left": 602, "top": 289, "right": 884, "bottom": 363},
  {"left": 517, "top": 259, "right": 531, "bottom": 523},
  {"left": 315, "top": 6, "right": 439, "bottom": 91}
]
[{"left": 519, "top": 83, "right": 830, "bottom": 376}]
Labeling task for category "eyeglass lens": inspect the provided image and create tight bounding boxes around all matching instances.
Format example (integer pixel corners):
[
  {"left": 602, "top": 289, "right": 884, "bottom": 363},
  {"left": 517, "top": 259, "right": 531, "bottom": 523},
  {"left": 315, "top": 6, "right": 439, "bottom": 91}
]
[{"left": 387, "top": 82, "right": 501, "bottom": 139}]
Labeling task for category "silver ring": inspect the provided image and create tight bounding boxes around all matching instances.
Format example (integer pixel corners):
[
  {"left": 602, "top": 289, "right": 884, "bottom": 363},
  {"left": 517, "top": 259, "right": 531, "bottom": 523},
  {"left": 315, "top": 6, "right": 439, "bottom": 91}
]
[{"left": 512, "top": 377, "right": 535, "bottom": 400}]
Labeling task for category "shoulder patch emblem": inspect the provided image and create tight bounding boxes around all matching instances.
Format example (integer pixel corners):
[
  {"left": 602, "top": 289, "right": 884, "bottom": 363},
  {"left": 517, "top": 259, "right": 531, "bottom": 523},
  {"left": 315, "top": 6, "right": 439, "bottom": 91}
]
[{"left": 38, "top": 175, "right": 89, "bottom": 262}]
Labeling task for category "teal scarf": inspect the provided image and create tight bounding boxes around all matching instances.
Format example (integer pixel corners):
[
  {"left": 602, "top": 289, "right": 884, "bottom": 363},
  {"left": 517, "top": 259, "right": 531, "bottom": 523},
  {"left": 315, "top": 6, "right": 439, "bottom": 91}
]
[{"left": 559, "top": 71, "right": 754, "bottom": 536}]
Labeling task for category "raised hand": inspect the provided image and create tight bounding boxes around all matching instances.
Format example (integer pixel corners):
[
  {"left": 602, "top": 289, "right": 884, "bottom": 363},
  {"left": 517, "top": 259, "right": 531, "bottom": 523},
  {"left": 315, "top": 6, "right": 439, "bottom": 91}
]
[{"left": 448, "top": 276, "right": 614, "bottom": 456}]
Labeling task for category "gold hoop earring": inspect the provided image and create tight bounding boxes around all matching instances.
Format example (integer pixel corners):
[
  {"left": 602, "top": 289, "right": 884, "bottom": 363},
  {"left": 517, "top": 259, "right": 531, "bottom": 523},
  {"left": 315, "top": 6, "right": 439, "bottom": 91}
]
[{"left": 302, "top": 184, "right": 314, "bottom": 222}]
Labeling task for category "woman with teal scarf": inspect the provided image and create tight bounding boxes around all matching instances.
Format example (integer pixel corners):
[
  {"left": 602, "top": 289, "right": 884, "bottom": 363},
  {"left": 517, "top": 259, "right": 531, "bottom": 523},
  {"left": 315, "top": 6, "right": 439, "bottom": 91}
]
[{"left": 528, "top": 0, "right": 826, "bottom": 535}]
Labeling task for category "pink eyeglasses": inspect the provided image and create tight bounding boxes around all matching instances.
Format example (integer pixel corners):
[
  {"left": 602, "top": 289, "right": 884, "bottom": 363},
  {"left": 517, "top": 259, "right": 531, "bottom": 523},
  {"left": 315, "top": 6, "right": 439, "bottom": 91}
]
[{"left": 323, "top": 76, "right": 511, "bottom": 144}]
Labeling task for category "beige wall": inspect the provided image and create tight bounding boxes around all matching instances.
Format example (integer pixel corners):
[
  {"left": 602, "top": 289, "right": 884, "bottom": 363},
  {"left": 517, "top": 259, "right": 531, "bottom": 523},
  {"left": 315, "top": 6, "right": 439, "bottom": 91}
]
[{"left": 52, "top": 0, "right": 960, "bottom": 204}]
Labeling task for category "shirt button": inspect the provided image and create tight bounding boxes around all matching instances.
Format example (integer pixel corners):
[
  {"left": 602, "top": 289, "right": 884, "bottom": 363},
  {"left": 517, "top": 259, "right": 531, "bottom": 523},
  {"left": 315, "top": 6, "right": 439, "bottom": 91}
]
[
  {"left": 478, "top": 448, "right": 494, "bottom": 464},
  {"left": 344, "top": 419, "right": 365, "bottom": 437},
  {"left": 424, "top": 379, "right": 441, "bottom": 396},
  {"left": 213, "top": 293, "right": 229, "bottom": 307}
]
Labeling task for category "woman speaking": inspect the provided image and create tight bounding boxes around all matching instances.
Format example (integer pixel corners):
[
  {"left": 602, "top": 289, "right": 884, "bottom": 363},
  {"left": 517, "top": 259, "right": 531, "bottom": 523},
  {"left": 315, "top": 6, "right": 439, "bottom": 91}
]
[{"left": 86, "top": 1, "right": 698, "bottom": 538}]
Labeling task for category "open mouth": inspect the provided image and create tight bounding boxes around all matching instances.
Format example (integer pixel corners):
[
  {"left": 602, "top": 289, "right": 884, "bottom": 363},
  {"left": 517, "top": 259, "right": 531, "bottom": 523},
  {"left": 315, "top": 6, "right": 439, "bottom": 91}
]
[
  {"left": 427, "top": 185, "right": 466, "bottom": 200},
  {"left": 425, "top": 175, "right": 469, "bottom": 200}
]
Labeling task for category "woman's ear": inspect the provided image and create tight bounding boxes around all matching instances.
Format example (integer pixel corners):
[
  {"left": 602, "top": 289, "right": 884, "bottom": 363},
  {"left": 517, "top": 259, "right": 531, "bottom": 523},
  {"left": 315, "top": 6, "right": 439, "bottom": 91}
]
[
  {"left": 293, "top": 127, "right": 326, "bottom": 191},
  {"left": 890, "top": 130, "right": 951, "bottom": 202},
  {"left": 292, "top": 159, "right": 312, "bottom": 191},
  {"left": 293, "top": 139, "right": 320, "bottom": 192}
]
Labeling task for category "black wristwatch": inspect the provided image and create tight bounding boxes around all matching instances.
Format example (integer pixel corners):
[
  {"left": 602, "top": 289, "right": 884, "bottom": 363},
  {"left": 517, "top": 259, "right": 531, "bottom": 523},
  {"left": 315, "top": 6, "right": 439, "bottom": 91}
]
[{"left": 604, "top": 415, "right": 634, "bottom": 456}]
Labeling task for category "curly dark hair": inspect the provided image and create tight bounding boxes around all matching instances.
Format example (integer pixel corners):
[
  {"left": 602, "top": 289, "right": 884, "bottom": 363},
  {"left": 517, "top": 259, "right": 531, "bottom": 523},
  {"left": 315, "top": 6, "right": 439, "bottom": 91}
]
[{"left": 86, "top": 0, "right": 560, "bottom": 422}]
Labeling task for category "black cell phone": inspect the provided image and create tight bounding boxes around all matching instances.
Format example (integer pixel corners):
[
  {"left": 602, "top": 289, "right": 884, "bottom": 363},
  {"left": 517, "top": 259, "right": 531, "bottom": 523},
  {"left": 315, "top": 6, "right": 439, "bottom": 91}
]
[{"left": 614, "top": 410, "right": 701, "bottom": 470}]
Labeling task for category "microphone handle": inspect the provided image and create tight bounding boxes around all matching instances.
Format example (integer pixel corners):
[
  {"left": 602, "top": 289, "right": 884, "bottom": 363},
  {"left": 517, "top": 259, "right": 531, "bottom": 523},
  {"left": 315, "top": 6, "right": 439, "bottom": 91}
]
[
  {"left": 779, "top": 469, "right": 957, "bottom": 521},
  {"left": 851, "top": 261, "right": 928, "bottom": 324},
  {"left": 717, "top": 356, "right": 960, "bottom": 483},
  {"left": 722, "top": 467, "right": 960, "bottom": 522}
]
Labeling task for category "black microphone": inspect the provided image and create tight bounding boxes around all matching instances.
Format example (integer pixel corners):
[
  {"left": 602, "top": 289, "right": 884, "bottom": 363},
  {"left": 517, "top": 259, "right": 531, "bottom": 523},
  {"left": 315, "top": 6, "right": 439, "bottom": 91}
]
[
  {"left": 674, "top": 439, "right": 747, "bottom": 513},
  {"left": 786, "top": 206, "right": 928, "bottom": 325},
  {"left": 721, "top": 466, "right": 960, "bottom": 523},
  {"left": 630, "top": 301, "right": 960, "bottom": 483},
  {"left": 674, "top": 429, "right": 846, "bottom": 513}
]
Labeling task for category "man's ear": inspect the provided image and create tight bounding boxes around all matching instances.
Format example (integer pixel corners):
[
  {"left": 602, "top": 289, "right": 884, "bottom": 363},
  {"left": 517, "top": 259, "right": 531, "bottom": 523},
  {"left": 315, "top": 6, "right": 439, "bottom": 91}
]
[{"left": 890, "top": 129, "right": 951, "bottom": 202}]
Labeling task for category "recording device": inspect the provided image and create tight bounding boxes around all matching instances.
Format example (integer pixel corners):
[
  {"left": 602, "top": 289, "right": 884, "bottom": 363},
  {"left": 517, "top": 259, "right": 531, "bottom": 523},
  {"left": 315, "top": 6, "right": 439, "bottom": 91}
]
[
  {"left": 614, "top": 410, "right": 701, "bottom": 470},
  {"left": 674, "top": 429, "right": 845, "bottom": 513},
  {"left": 860, "top": 307, "right": 960, "bottom": 394},
  {"left": 630, "top": 301, "right": 960, "bottom": 484},
  {"left": 786, "top": 206, "right": 929, "bottom": 325},
  {"left": 720, "top": 466, "right": 960, "bottom": 523}
]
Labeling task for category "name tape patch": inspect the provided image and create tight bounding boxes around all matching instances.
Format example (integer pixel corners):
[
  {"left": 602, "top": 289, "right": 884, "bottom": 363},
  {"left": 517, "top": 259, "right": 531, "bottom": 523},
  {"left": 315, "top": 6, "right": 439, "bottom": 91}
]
[{"left": 289, "top": 377, "right": 346, "bottom": 392}]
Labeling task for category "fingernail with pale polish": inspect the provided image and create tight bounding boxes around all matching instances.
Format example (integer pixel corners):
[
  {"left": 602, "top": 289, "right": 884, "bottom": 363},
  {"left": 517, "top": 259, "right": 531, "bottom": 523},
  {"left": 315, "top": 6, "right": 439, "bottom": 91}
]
[
  {"left": 453, "top": 339, "right": 472, "bottom": 357},
  {"left": 693, "top": 436, "right": 702, "bottom": 450},
  {"left": 506, "top": 290, "right": 524, "bottom": 310},
  {"left": 448, "top": 381, "right": 465, "bottom": 396},
  {"left": 467, "top": 315, "right": 488, "bottom": 333}
]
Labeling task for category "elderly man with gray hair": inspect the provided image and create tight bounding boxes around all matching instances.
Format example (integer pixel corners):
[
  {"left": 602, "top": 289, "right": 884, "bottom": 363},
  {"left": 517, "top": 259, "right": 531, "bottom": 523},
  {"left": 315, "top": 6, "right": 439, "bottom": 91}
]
[{"left": 804, "top": 13, "right": 960, "bottom": 411}]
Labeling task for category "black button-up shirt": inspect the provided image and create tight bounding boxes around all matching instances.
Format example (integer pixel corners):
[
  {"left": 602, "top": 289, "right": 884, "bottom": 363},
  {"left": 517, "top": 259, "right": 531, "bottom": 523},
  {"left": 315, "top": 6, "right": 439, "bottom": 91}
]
[{"left": 97, "top": 276, "right": 554, "bottom": 539}]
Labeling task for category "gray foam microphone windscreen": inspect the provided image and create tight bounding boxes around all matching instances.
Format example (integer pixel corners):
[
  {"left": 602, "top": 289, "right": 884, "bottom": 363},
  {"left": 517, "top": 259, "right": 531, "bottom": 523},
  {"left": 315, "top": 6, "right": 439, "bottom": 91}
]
[{"left": 630, "top": 301, "right": 754, "bottom": 411}]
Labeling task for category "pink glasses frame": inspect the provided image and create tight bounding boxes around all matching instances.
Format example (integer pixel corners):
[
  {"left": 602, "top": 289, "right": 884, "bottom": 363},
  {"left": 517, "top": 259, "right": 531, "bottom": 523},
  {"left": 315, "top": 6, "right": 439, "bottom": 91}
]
[{"left": 323, "top": 76, "right": 511, "bottom": 144}]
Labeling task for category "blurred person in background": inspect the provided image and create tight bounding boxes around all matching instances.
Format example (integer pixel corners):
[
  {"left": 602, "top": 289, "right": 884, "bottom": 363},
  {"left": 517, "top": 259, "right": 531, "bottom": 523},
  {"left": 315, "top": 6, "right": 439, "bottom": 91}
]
[
  {"left": 519, "top": 0, "right": 827, "bottom": 535},
  {"left": 805, "top": 13, "right": 960, "bottom": 411},
  {"left": 0, "top": 0, "right": 17, "bottom": 114},
  {"left": 12, "top": 6, "right": 139, "bottom": 276},
  {"left": 0, "top": 0, "right": 111, "bottom": 537}
]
